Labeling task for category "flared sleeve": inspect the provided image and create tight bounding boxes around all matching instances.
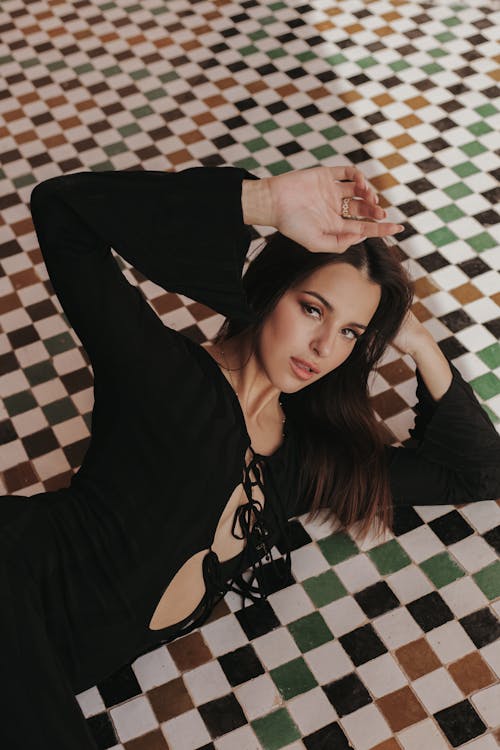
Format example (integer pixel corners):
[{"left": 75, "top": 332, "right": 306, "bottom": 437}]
[
  {"left": 385, "top": 355, "right": 500, "bottom": 506},
  {"left": 29, "top": 166, "right": 259, "bottom": 374}
]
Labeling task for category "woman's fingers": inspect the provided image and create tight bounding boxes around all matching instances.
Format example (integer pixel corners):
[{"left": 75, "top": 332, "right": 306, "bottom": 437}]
[
  {"left": 340, "top": 197, "right": 386, "bottom": 221},
  {"left": 343, "top": 219, "right": 405, "bottom": 237}
]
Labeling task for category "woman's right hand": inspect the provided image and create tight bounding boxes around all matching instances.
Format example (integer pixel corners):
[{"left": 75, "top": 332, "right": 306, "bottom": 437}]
[{"left": 266, "top": 165, "right": 405, "bottom": 254}]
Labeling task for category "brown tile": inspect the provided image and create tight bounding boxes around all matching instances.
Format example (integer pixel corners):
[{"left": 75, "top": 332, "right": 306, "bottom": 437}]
[
  {"left": 10, "top": 267, "right": 40, "bottom": 291},
  {"left": 151, "top": 292, "right": 184, "bottom": 316},
  {"left": 167, "top": 630, "right": 212, "bottom": 672},
  {"left": 411, "top": 300, "right": 434, "bottom": 322},
  {"left": 149, "top": 676, "right": 193, "bottom": 722},
  {"left": 451, "top": 282, "right": 483, "bottom": 305},
  {"left": 405, "top": 96, "right": 430, "bottom": 110},
  {"left": 372, "top": 173, "right": 399, "bottom": 191},
  {"left": 413, "top": 276, "right": 440, "bottom": 298},
  {"left": 373, "top": 93, "right": 394, "bottom": 108},
  {"left": 395, "top": 638, "right": 441, "bottom": 680},
  {"left": 491, "top": 291, "right": 500, "bottom": 307},
  {"left": 126, "top": 728, "right": 169, "bottom": 749},
  {"left": 340, "top": 90, "right": 363, "bottom": 103},
  {"left": 375, "top": 26, "right": 395, "bottom": 38},
  {"left": 449, "top": 651, "right": 496, "bottom": 695},
  {"left": 381, "top": 153, "right": 406, "bottom": 169},
  {"left": 3, "top": 460, "right": 40, "bottom": 493},
  {"left": 371, "top": 739, "right": 402, "bottom": 750},
  {"left": 377, "top": 358, "right": 414, "bottom": 386},
  {"left": 0, "top": 292, "right": 21, "bottom": 315},
  {"left": 369, "top": 388, "right": 408, "bottom": 419},
  {"left": 377, "top": 686, "right": 427, "bottom": 732},
  {"left": 397, "top": 114, "right": 422, "bottom": 129},
  {"left": 390, "top": 133, "right": 415, "bottom": 149}
]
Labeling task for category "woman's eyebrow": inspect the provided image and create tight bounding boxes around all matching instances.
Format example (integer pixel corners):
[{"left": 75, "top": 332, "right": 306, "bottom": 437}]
[{"left": 299, "top": 289, "right": 368, "bottom": 331}]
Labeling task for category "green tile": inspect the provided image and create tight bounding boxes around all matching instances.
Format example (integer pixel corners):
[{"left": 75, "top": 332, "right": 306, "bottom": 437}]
[
  {"left": 42, "top": 398, "right": 79, "bottom": 426},
  {"left": 461, "top": 141, "right": 488, "bottom": 157},
  {"left": 321, "top": 125, "right": 346, "bottom": 140},
  {"left": 428, "top": 48, "right": 448, "bottom": 58},
  {"left": 473, "top": 561, "right": 500, "bottom": 600},
  {"left": 118, "top": 122, "right": 141, "bottom": 137},
  {"left": 358, "top": 56, "right": 377, "bottom": 69},
  {"left": 470, "top": 372, "right": 500, "bottom": 400},
  {"left": 270, "top": 657, "right": 317, "bottom": 700},
  {"left": 390, "top": 60, "right": 410, "bottom": 72},
  {"left": 468, "top": 232, "right": 497, "bottom": 253},
  {"left": 312, "top": 143, "right": 337, "bottom": 159},
  {"left": 302, "top": 569, "right": 347, "bottom": 607},
  {"left": 297, "top": 50, "right": 316, "bottom": 63},
  {"left": 44, "top": 332, "right": 78, "bottom": 357},
  {"left": 252, "top": 708, "right": 301, "bottom": 750},
  {"left": 435, "top": 204, "right": 465, "bottom": 222},
  {"left": 477, "top": 343, "right": 500, "bottom": 370},
  {"left": 289, "top": 122, "right": 312, "bottom": 136},
  {"left": 3, "top": 390, "right": 38, "bottom": 417},
  {"left": 368, "top": 539, "right": 411, "bottom": 575},
  {"left": 420, "top": 552, "right": 466, "bottom": 588},
  {"left": 256, "top": 119, "right": 280, "bottom": 134},
  {"left": 422, "top": 63, "right": 444, "bottom": 75},
  {"left": 435, "top": 31, "right": 455, "bottom": 42},
  {"left": 23, "top": 359, "right": 59, "bottom": 388},
  {"left": 104, "top": 142, "right": 128, "bottom": 156},
  {"left": 426, "top": 226, "right": 458, "bottom": 247},
  {"left": 475, "top": 103, "right": 497, "bottom": 118},
  {"left": 326, "top": 53, "right": 347, "bottom": 66},
  {"left": 318, "top": 531, "right": 359, "bottom": 565},
  {"left": 481, "top": 404, "right": 498, "bottom": 424},
  {"left": 442, "top": 15, "right": 461, "bottom": 26},
  {"left": 453, "top": 162, "right": 480, "bottom": 178},
  {"left": 288, "top": 611, "right": 334, "bottom": 653},
  {"left": 444, "top": 182, "right": 473, "bottom": 200},
  {"left": 468, "top": 121, "right": 493, "bottom": 137},
  {"left": 245, "top": 137, "right": 269, "bottom": 153},
  {"left": 267, "top": 160, "right": 294, "bottom": 175}
]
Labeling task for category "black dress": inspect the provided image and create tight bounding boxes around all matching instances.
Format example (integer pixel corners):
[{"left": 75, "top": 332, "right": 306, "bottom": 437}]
[{"left": 1, "top": 166, "right": 499, "bottom": 750}]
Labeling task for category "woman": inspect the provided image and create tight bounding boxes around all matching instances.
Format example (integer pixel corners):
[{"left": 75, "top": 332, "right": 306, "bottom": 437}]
[{"left": 2, "top": 165, "right": 499, "bottom": 750}]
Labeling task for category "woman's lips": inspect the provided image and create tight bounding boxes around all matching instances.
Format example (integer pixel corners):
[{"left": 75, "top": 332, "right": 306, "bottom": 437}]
[{"left": 290, "top": 357, "right": 315, "bottom": 381}]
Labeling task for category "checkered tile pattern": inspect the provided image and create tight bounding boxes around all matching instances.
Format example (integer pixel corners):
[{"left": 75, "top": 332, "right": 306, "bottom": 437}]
[{"left": 0, "top": 0, "right": 498, "bottom": 747}]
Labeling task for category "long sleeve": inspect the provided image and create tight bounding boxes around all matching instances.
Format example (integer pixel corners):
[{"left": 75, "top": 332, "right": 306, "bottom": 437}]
[
  {"left": 29, "top": 167, "right": 259, "bottom": 376},
  {"left": 385, "top": 355, "right": 500, "bottom": 506}
]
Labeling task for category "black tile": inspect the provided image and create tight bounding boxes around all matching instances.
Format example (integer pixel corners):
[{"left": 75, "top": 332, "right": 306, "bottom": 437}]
[
  {"left": 432, "top": 117, "right": 457, "bottom": 132},
  {"left": 458, "top": 257, "right": 491, "bottom": 278},
  {"left": 218, "top": 644, "right": 265, "bottom": 686},
  {"left": 459, "top": 607, "right": 500, "bottom": 648},
  {"left": 428, "top": 510, "right": 475, "bottom": 545},
  {"left": 434, "top": 700, "right": 487, "bottom": 747},
  {"left": 424, "top": 137, "right": 449, "bottom": 153},
  {"left": 397, "top": 199, "right": 426, "bottom": 217},
  {"left": 484, "top": 525, "right": 500, "bottom": 555},
  {"left": 338, "top": 623, "right": 388, "bottom": 666},
  {"left": 438, "top": 336, "right": 469, "bottom": 360},
  {"left": 366, "top": 112, "right": 386, "bottom": 126},
  {"left": 392, "top": 506, "right": 425, "bottom": 536},
  {"left": 345, "top": 148, "right": 371, "bottom": 164},
  {"left": 85, "top": 711, "right": 118, "bottom": 750},
  {"left": 198, "top": 693, "right": 247, "bottom": 738},
  {"left": 97, "top": 663, "right": 142, "bottom": 708},
  {"left": 484, "top": 317, "right": 500, "bottom": 339},
  {"left": 304, "top": 721, "right": 354, "bottom": 750},
  {"left": 407, "top": 591, "right": 454, "bottom": 632},
  {"left": 323, "top": 672, "right": 372, "bottom": 716},
  {"left": 354, "top": 581, "right": 400, "bottom": 619},
  {"left": 416, "top": 156, "right": 443, "bottom": 173},
  {"left": 417, "top": 251, "right": 449, "bottom": 273},
  {"left": 474, "top": 209, "right": 500, "bottom": 226},
  {"left": 235, "top": 597, "right": 281, "bottom": 640},
  {"left": 407, "top": 177, "right": 434, "bottom": 194},
  {"left": 438, "top": 309, "right": 475, "bottom": 333},
  {"left": 253, "top": 555, "right": 295, "bottom": 597}
]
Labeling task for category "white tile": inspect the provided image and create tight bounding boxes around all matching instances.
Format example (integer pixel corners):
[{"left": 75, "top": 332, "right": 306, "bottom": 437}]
[
  {"left": 464, "top": 297, "right": 500, "bottom": 324},
  {"left": 183, "top": 660, "right": 231, "bottom": 705},
  {"left": 110, "top": 695, "right": 158, "bottom": 743},
  {"left": 214, "top": 724, "right": 262, "bottom": 750},
  {"left": 75, "top": 685, "right": 105, "bottom": 717},
  {"left": 398, "top": 717, "right": 451, "bottom": 750},
  {"left": 235, "top": 674, "right": 283, "bottom": 721},
  {"left": 305, "top": 639, "right": 354, "bottom": 685},
  {"left": 429, "top": 265, "right": 469, "bottom": 290},
  {"left": 290, "top": 543, "right": 331, "bottom": 581},
  {"left": 455, "top": 325, "right": 497, "bottom": 352},
  {"left": 387, "top": 565, "right": 434, "bottom": 604},
  {"left": 397, "top": 525, "right": 445, "bottom": 564},
  {"left": 357, "top": 652, "right": 408, "bottom": 698},
  {"left": 161, "top": 708, "right": 212, "bottom": 750},
  {"left": 440, "top": 577, "right": 490, "bottom": 621},
  {"left": 252, "top": 626, "right": 302, "bottom": 671},
  {"left": 320, "top": 596, "right": 367, "bottom": 638},
  {"left": 460, "top": 501, "right": 500, "bottom": 534},
  {"left": 458, "top": 733, "right": 500, "bottom": 750},
  {"left": 449, "top": 536, "right": 497, "bottom": 574},
  {"left": 452, "top": 352, "right": 489, "bottom": 380},
  {"left": 341, "top": 703, "right": 392, "bottom": 750},
  {"left": 480, "top": 642, "right": 500, "bottom": 679},
  {"left": 287, "top": 686, "right": 338, "bottom": 736},
  {"left": 471, "top": 684, "right": 500, "bottom": 728},
  {"left": 132, "top": 645, "right": 180, "bottom": 693},
  {"left": 373, "top": 607, "right": 423, "bottom": 650},
  {"left": 334, "top": 554, "right": 381, "bottom": 593},
  {"left": 426, "top": 620, "right": 476, "bottom": 664}
]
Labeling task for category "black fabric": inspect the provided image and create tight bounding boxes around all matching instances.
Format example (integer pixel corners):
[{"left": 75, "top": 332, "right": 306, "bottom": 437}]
[{"left": 1, "top": 165, "right": 499, "bottom": 749}]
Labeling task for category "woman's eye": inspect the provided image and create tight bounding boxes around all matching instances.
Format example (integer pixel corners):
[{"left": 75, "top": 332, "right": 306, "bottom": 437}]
[
  {"left": 301, "top": 302, "right": 321, "bottom": 318},
  {"left": 343, "top": 328, "right": 360, "bottom": 341}
]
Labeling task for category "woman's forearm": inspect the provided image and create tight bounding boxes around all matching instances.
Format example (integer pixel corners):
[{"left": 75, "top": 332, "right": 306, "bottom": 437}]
[
  {"left": 241, "top": 178, "right": 273, "bottom": 226},
  {"left": 409, "top": 333, "right": 453, "bottom": 402}
]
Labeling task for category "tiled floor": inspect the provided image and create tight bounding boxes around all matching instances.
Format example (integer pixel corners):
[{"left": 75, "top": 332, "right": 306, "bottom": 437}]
[{"left": 0, "top": 0, "right": 499, "bottom": 748}]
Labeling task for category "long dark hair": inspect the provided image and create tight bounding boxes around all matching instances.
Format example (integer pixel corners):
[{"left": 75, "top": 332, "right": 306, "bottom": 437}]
[{"left": 213, "top": 231, "right": 414, "bottom": 541}]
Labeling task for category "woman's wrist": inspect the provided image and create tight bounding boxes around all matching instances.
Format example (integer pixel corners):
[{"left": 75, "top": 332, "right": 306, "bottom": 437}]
[
  {"left": 241, "top": 178, "right": 274, "bottom": 226},
  {"left": 409, "top": 332, "right": 453, "bottom": 402}
]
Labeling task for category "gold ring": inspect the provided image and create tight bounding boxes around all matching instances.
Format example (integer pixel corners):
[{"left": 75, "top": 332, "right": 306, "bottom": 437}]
[{"left": 341, "top": 196, "right": 352, "bottom": 218}]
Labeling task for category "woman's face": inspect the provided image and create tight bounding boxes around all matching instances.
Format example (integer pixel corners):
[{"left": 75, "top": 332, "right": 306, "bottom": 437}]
[{"left": 257, "top": 262, "right": 382, "bottom": 393}]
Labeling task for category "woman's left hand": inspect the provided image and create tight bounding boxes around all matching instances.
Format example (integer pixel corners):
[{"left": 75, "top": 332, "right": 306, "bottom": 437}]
[{"left": 391, "top": 309, "right": 431, "bottom": 357}]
